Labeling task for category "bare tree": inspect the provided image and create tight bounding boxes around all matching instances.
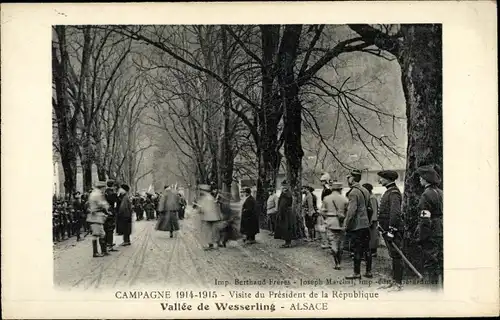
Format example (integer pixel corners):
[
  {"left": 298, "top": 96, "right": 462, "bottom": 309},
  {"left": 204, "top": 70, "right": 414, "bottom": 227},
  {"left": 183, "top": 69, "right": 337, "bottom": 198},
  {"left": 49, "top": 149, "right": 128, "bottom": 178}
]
[
  {"left": 52, "top": 25, "right": 79, "bottom": 198},
  {"left": 348, "top": 24, "right": 442, "bottom": 271}
]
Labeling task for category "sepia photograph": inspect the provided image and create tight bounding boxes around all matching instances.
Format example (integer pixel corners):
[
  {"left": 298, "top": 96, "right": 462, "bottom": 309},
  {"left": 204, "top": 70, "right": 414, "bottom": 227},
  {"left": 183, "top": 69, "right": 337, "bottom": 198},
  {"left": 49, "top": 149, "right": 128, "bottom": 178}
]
[
  {"left": 52, "top": 24, "right": 443, "bottom": 292},
  {"left": 2, "top": 2, "right": 498, "bottom": 318}
]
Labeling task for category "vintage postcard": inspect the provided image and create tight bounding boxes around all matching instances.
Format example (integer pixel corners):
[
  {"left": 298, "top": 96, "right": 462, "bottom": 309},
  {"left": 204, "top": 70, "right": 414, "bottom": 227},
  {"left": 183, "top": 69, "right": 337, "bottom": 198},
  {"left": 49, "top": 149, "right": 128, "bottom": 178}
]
[{"left": 1, "top": 1, "right": 498, "bottom": 318}]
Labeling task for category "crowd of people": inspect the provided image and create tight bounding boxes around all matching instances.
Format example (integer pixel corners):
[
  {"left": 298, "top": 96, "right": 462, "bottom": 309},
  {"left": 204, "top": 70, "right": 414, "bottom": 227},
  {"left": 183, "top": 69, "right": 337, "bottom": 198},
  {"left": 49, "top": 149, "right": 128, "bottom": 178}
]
[
  {"left": 53, "top": 164, "right": 443, "bottom": 291},
  {"left": 52, "top": 181, "right": 187, "bottom": 250},
  {"left": 185, "top": 165, "right": 443, "bottom": 291},
  {"left": 260, "top": 166, "right": 443, "bottom": 291}
]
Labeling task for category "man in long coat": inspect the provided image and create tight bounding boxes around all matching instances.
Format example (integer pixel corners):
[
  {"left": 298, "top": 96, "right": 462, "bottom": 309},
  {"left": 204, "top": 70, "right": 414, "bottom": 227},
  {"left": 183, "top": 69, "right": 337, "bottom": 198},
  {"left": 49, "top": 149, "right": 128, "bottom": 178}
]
[
  {"left": 274, "top": 180, "right": 301, "bottom": 248},
  {"left": 117, "top": 184, "right": 133, "bottom": 246},
  {"left": 72, "top": 192, "right": 85, "bottom": 241},
  {"left": 344, "top": 169, "right": 372, "bottom": 279},
  {"left": 377, "top": 170, "right": 404, "bottom": 290},
  {"left": 156, "top": 185, "right": 181, "bottom": 238},
  {"left": 240, "top": 187, "right": 259, "bottom": 244},
  {"left": 416, "top": 165, "right": 443, "bottom": 288}
]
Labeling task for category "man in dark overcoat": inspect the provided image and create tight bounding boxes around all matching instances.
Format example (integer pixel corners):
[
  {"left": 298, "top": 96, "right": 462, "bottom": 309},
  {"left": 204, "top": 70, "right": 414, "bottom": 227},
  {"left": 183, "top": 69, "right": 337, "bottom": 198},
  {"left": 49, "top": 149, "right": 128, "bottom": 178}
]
[
  {"left": 416, "top": 165, "right": 443, "bottom": 288},
  {"left": 240, "top": 187, "right": 259, "bottom": 244},
  {"left": 344, "top": 169, "right": 372, "bottom": 280},
  {"left": 377, "top": 170, "right": 405, "bottom": 290},
  {"left": 274, "top": 180, "right": 301, "bottom": 248},
  {"left": 117, "top": 184, "right": 133, "bottom": 246}
]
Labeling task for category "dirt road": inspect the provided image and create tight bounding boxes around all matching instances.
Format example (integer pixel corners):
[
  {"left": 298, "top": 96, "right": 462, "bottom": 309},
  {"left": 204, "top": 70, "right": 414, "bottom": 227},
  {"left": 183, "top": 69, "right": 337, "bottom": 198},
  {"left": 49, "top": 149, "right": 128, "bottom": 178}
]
[{"left": 54, "top": 207, "right": 396, "bottom": 290}]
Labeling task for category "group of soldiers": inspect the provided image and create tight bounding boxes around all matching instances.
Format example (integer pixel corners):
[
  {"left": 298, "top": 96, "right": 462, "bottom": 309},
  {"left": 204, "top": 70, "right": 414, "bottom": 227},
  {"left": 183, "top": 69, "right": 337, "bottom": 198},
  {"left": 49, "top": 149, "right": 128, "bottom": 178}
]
[
  {"left": 263, "top": 165, "right": 443, "bottom": 291},
  {"left": 52, "top": 184, "right": 170, "bottom": 246},
  {"left": 52, "top": 196, "right": 88, "bottom": 243}
]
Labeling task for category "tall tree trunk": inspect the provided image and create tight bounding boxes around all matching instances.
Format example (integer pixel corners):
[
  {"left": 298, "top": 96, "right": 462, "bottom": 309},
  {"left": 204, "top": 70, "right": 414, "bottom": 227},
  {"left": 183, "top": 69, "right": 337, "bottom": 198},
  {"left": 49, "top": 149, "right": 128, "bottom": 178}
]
[
  {"left": 255, "top": 25, "right": 282, "bottom": 229},
  {"left": 80, "top": 26, "right": 94, "bottom": 190},
  {"left": 348, "top": 24, "right": 443, "bottom": 273},
  {"left": 53, "top": 25, "right": 78, "bottom": 198},
  {"left": 400, "top": 24, "right": 443, "bottom": 272},
  {"left": 219, "top": 26, "right": 235, "bottom": 202},
  {"left": 278, "top": 25, "right": 304, "bottom": 225}
]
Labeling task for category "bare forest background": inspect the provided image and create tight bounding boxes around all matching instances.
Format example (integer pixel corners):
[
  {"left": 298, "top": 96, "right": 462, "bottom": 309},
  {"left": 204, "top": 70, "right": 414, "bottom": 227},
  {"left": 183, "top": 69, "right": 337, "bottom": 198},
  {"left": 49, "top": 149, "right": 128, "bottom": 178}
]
[{"left": 52, "top": 24, "right": 442, "bottom": 271}]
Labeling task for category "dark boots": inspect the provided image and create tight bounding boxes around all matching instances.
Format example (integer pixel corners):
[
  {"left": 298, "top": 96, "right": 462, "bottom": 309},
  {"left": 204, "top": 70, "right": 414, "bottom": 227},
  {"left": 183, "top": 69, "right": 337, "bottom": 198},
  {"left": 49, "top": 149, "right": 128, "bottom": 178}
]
[{"left": 364, "top": 251, "right": 373, "bottom": 278}]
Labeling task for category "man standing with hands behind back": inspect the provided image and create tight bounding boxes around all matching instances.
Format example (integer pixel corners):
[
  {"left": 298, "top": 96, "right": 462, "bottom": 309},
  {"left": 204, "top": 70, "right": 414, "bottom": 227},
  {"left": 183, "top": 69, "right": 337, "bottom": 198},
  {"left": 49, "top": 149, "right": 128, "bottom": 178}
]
[{"left": 344, "top": 169, "right": 372, "bottom": 280}]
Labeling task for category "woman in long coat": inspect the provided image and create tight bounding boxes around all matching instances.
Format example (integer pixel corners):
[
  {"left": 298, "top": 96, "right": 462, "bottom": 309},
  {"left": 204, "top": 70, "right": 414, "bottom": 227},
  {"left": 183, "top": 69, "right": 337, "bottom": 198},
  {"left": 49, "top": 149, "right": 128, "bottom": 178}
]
[
  {"left": 274, "top": 181, "right": 301, "bottom": 248},
  {"left": 240, "top": 187, "right": 259, "bottom": 244},
  {"left": 116, "top": 184, "right": 133, "bottom": 246},
  {"left": 155, "top": 186, "right": 181, "bottom": 238}
]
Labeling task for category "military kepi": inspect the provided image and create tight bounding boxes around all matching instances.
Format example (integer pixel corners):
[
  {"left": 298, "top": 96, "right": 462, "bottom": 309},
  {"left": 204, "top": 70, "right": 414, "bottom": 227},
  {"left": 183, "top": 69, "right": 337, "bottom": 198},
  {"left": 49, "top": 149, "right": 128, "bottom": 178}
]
[
  {"left": 377, "top": 170, "right": 399, "bottom": 181},
  {"left": 416, "top": 165, "right": 441, "bottom": 185}
]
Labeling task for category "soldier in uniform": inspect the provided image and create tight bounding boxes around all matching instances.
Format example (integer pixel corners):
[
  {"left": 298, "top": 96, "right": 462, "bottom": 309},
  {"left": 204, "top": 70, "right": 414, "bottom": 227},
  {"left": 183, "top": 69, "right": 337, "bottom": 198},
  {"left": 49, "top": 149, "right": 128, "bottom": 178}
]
[
  {"left": 302, "top": 185, "right": 317, "bottom": 242},
  {"left": 72, "top": 192, "right": 85, "bottom": 241},
  {"left": 416, "top": 165, "right": 443, "bottom": 288},
  {"left": 321, "top": 182, "right": 348, "bottom": 270},
  {"left": 344, "top": 169, "right": 373, "bottom": 280},
  {"left": 61, "top": 201, "right": 71, "bottom": 240},
  {"left": 87, "top": 181, "right": 110, "bottom": 258},
  {"left": 53, "top": 202, "right": 61, "bottom": 243},
  {"left": 154, "top": 193, "right": 161, "bottom": 219},
  {"left": 377, "top": 170, "right": 404, "bottom": 290},
  {"left": 134, "top": 195, "right": 145, "bottom": 221},
  {"left": 317, "top": 176, "right": 333, "bottom": 248},
  {"left": 145, "top": 194, "right": 156, "bottom": 220},
  {"left": 81, "top": 193, "right": 90, "bottom": 234},
  {"left": 104, "top": 180, "right": 119, "bottom": 252},
  {"left": 266, "top": 186, "right": 279, "bottom": 236}
]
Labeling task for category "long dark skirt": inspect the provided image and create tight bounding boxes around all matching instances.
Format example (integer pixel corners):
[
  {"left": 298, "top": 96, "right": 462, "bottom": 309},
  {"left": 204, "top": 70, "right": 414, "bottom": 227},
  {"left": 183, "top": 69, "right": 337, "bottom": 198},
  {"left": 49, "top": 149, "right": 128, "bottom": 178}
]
[
  {"left": 155, "top": 211, "right": 180, "bottom": 232},
  {"left": 116, "top": 217, "right": 132, "bottom": 236},
  {"left": 274, "top": 209, "right": 302, "bottom": 241},
  {"left": 145, "top": 208, "right": 155, "bottom": 220}
]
